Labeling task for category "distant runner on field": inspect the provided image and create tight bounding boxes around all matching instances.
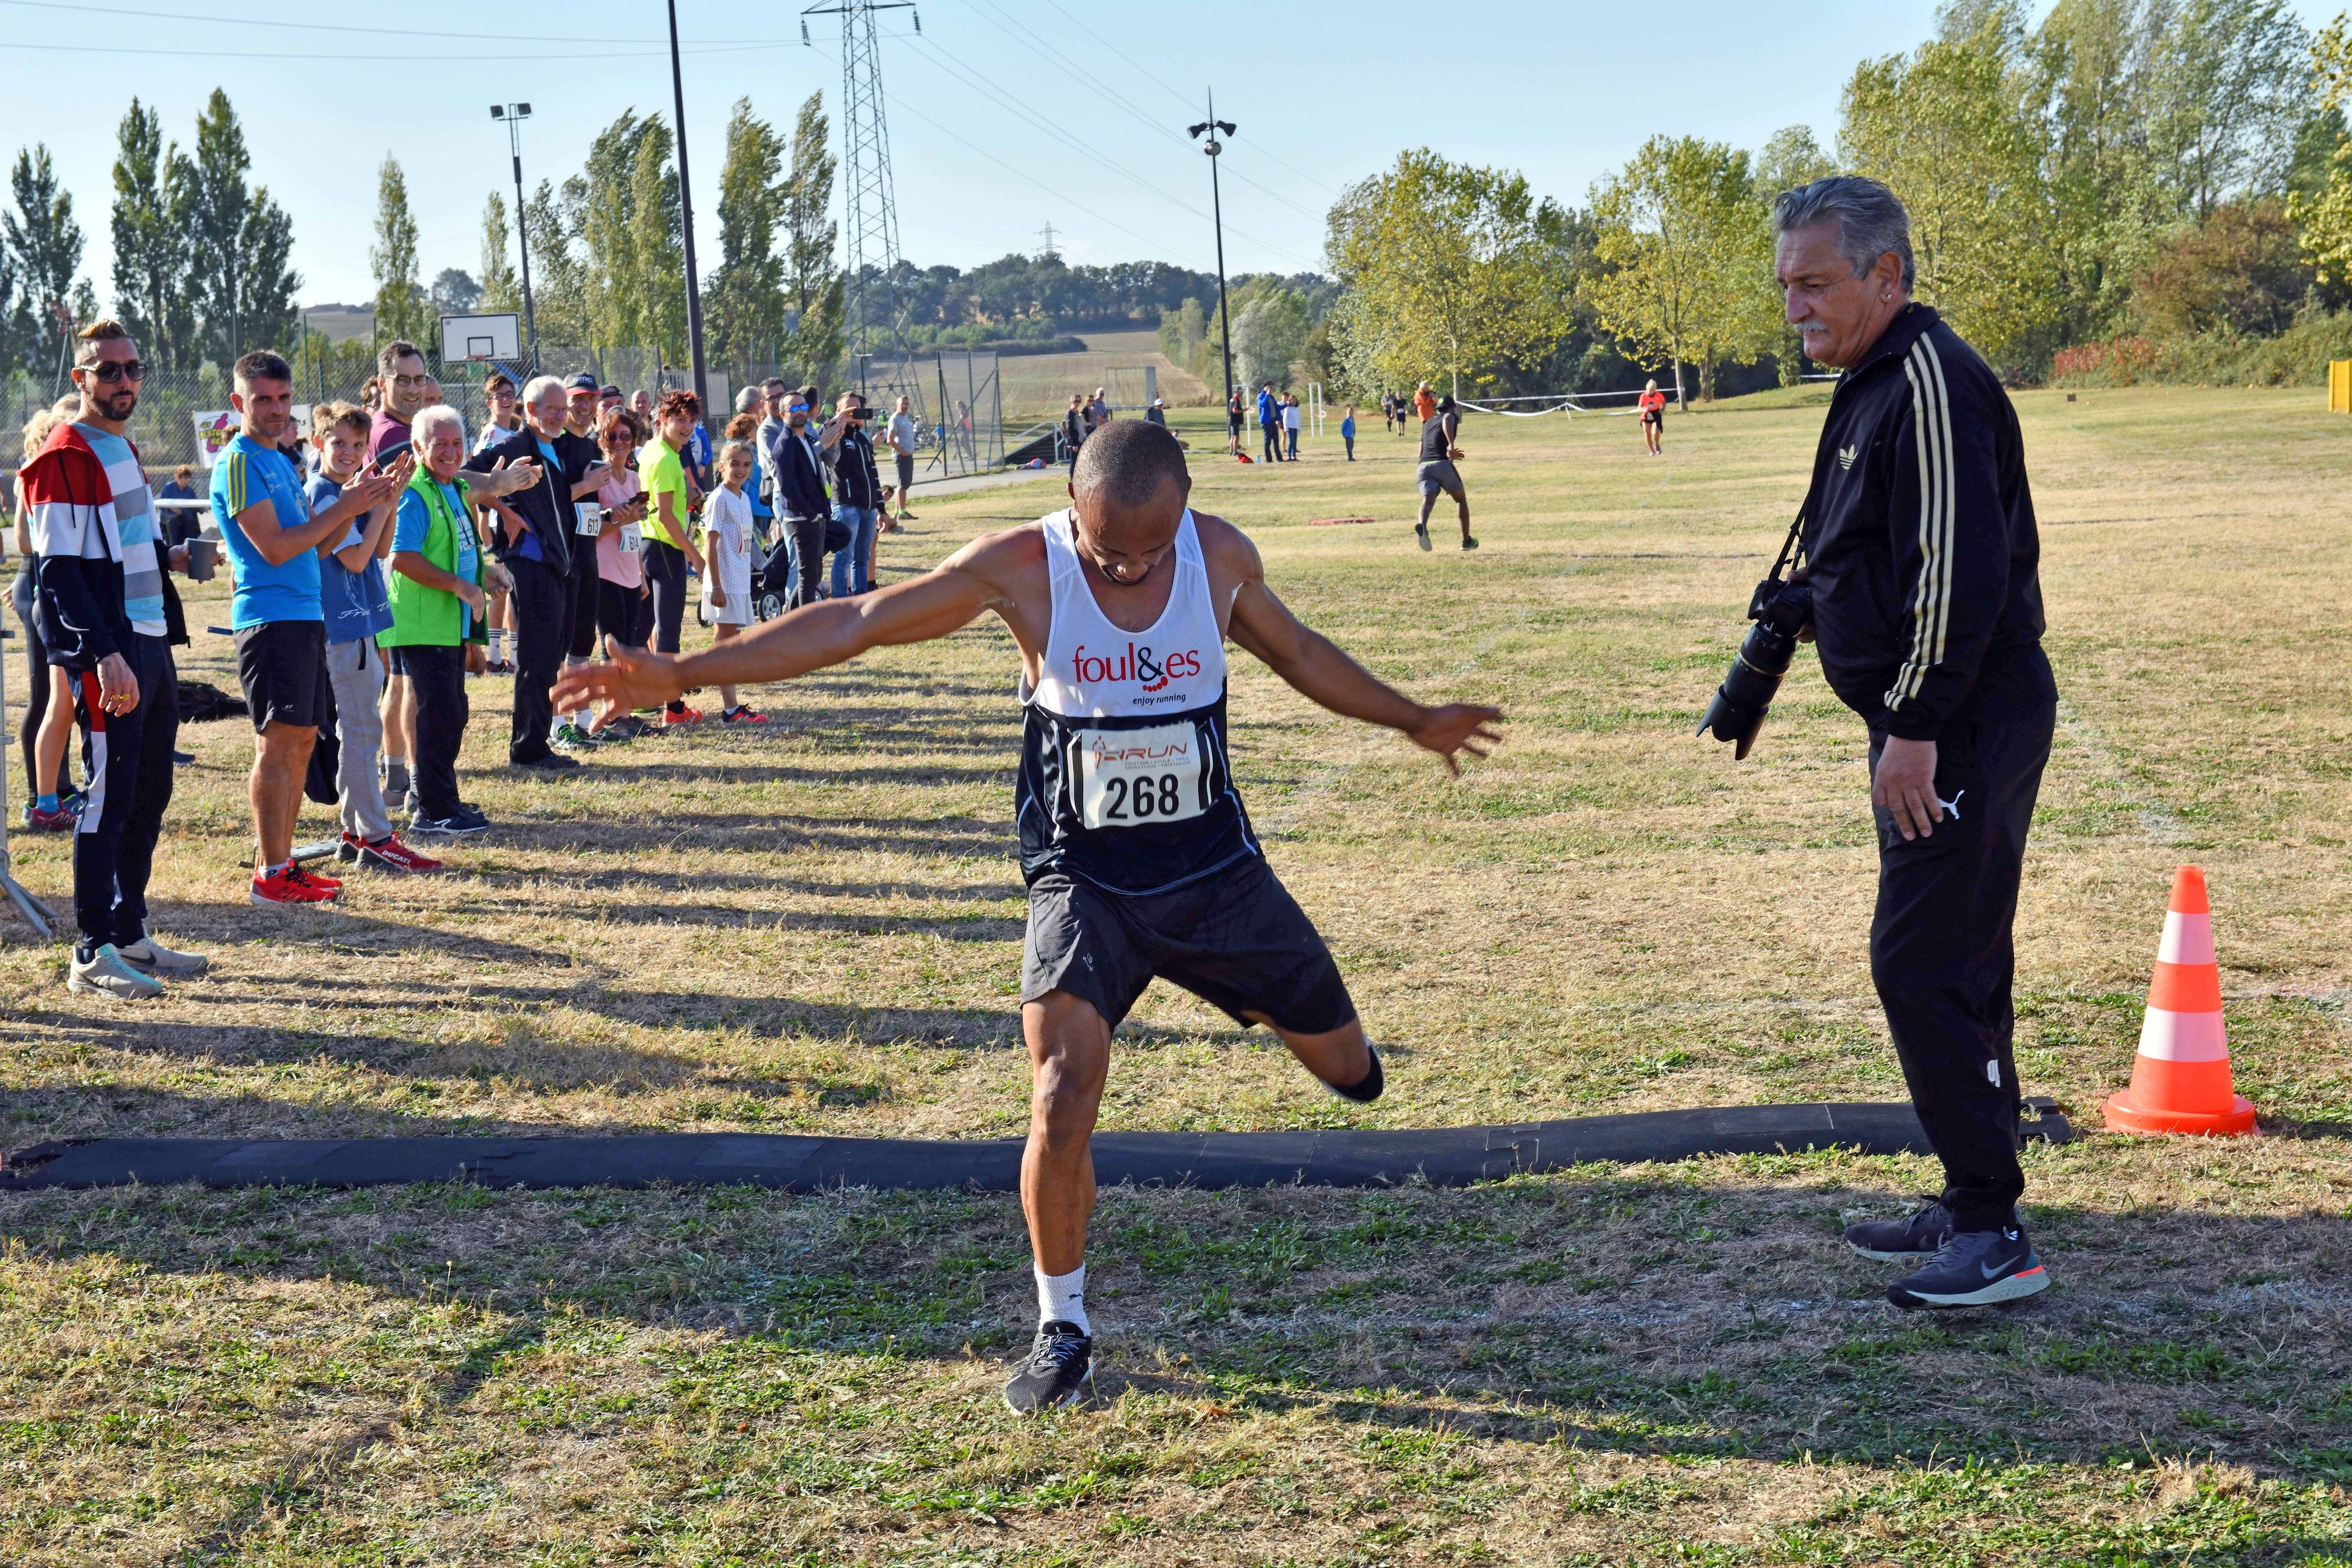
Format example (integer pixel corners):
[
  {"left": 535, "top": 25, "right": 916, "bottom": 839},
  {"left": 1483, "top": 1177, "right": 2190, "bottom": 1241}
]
[
  {"left": 1415, "top": 394, "right": 1475, "bottom": 551},
  {"left": 551, "top": 420, "right": 1502, "bottom": 1415},
  {"left": 1639, "top": 379, "right": 1667, "bottom": 456}
]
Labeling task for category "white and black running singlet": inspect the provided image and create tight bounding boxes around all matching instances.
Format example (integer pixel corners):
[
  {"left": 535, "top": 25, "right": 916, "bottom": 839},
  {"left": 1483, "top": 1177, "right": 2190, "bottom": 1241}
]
[{"left": 1016, "top": 506, "right": 1259, "bottom": 895}]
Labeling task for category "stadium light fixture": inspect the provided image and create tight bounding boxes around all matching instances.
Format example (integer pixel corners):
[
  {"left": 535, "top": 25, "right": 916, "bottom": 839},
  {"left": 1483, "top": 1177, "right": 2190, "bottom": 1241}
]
[
  {"left": 491, "top": 103, "right": 537, "bottom": 354},
  {"left": 1188, "top": 94, "right": 1240, "bottom": 443}
]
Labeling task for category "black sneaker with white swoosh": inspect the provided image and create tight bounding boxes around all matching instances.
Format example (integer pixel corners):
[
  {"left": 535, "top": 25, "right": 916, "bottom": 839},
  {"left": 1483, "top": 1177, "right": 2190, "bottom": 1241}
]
[{"left": 1886, "top": 1227, "right": 2050, "bottom": 1310}]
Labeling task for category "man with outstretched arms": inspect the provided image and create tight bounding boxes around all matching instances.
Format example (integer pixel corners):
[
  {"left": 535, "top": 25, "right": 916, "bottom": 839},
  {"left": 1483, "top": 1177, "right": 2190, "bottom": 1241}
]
[{"left": 552, "top": 420, "right": 1502, "bottom": 1413}]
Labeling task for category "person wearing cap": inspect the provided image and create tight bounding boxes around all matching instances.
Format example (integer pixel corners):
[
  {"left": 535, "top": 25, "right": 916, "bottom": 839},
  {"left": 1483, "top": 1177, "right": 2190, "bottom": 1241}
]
[{"left": 1144, "top": 397, "right": 1167, "bottom": 429}]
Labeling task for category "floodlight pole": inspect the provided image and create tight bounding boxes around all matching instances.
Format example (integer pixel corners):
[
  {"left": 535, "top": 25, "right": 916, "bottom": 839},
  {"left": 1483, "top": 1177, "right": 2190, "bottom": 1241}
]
[
  {"left": 666, "top": 0, "right": 710, "bottom": 415},
  {"left": 1190, "top": 93, "right": 1238, "bottom": 446},
  {"left": 492, "top": 104, "right": 538, "bottom": 356}
]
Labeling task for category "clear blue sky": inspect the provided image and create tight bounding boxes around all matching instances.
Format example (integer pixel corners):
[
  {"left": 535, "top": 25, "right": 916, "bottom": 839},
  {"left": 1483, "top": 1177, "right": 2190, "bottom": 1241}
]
[{"left": 7, "top": 0, "right": 2344, "bottom": 313}]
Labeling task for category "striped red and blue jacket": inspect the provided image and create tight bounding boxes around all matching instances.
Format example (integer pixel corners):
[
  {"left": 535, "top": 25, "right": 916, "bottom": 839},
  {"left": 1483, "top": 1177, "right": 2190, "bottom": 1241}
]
[{"left": 22, "top": 419, "right": 184, "bottom": 667}]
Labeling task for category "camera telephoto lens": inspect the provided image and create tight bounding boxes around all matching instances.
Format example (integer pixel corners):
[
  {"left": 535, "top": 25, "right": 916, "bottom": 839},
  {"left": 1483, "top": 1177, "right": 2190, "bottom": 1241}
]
[{"left": 1696, "top": 617, "right": 1801, "bottom": 760}]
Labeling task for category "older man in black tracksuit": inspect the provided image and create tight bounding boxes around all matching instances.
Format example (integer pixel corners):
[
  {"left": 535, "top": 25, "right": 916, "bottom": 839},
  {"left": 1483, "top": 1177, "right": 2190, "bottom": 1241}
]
[{"left": 1772, "top": 177, "right": 2057, "bottom": 1311}]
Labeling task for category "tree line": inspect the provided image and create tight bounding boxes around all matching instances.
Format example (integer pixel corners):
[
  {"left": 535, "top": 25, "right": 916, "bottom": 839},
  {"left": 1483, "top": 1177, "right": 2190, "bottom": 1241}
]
[{"left": 1326, "top": 0, "right": 2352, "bottom": 399}]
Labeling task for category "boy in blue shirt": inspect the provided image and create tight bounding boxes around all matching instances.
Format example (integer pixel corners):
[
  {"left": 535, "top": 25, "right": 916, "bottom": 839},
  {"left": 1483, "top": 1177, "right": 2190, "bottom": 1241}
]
[
  {"left": 1341, "top": 405, "right": 1357, "bottom": 461},
  {"left": 309, "top": 403, "right": 439, "bottom": 874},
  {"left": 212, "top": 351, "right": 407, "bottom": 905}
]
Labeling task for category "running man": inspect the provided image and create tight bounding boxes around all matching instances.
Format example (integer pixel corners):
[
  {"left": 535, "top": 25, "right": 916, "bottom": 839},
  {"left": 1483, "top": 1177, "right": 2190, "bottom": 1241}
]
[
  {"left": 1638, "top": 379, "right": 1667, "bottom": 456},
  {"left": 1415, "top": 394, "right": 1475, "bottom": 551},
  {"left": 551, "top": 419, "right": 1502, "bottom": 1413}
]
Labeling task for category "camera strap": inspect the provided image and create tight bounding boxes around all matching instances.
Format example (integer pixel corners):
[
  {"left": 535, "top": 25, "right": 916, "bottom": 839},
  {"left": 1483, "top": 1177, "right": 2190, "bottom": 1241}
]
[{"left": 1767, "top": 514, "right": 1806, "bottom": 584}]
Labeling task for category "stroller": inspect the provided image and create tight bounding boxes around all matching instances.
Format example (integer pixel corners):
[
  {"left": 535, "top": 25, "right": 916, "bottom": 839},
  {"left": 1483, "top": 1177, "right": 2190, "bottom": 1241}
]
[{"left": 754, "top": 512, "right": 854, "bottom": 622}]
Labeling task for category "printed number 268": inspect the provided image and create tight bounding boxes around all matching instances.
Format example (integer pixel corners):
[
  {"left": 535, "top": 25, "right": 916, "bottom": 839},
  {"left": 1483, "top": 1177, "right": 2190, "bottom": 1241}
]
[{"left": 1104, "top": 773, "right": 1182, "bottom": 820}]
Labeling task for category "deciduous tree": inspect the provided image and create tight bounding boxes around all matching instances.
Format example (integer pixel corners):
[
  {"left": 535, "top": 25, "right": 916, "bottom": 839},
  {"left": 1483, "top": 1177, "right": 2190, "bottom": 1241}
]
[
  {"left": 109, "top": 99, "right": 194, "bottom": 368},
  {"left": 1585, "top": 135, "right": 1779, "bottom": 401},
  {"left": 1325, "top": 150, "right": 1574, "bottom": 396},
  {"left": 708, "top": 97, "right": 790, "bottom": 365},
  {"left": 370, "top": 155, "right": 429, "bottom": 348},
  {"left": 1841, "top": 31, "right": 2061, "bottom": 369}
]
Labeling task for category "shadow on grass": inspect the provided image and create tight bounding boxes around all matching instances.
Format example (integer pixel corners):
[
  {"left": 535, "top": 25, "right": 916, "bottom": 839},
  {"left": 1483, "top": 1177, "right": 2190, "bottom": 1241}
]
[{"left": 3, "top": 1163, "right": 2346, "bottom": 1479}]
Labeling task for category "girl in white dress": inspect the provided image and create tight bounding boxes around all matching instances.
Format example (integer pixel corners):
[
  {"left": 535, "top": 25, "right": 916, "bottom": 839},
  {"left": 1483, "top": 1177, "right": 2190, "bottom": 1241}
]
[{"left": 701, "top": 441, "right": 766, "bottom": 724}]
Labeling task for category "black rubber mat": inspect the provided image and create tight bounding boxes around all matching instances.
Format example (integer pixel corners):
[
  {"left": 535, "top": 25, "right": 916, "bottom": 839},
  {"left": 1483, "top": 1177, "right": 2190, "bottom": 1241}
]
[{"left": 0, "top": 1100, "right": 2070, "bottom": 1193}]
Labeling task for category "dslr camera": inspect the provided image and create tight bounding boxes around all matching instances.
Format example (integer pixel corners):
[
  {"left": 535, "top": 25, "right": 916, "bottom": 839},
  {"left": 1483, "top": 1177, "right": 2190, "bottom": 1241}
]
[{"left": 1695, "top": 522, "right": 1811, "bottom": 760}]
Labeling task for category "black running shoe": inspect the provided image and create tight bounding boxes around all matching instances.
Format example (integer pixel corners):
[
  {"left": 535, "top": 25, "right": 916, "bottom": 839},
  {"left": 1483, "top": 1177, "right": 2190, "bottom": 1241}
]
[
  {"left": 1843, "top": 1200, "right": 1957, "bottom": 1261},
  {"left": 1003, "top": 1321, "right": 1093, "bottom": 1414},
  {"left": 1887, "top": 1227, "right": 2050, "bottom": 1311},
  {"left": 1461, "top": 535, "right": 1479, "bottom": 550},
  {"left": 1324, "top": 1044, "right": 1385, "bottom": 1104}
]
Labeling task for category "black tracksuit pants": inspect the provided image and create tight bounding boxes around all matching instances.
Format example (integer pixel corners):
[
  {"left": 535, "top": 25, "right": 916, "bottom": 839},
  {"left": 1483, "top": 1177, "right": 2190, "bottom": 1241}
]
[
  {"left": 782, "top": 513, "right": 828, "bottom": 610},
  {"left": 66, "top": 634, "right": 177, "bottom": 950},
  {"left": 1867, "top": 642, "right": 2057, "bottom": 1234},
  {"left": 566, "top": 551, "right": 601, "bottom": 660},
  {"left": 508, "top": 557, "right": 572, "bottom": 764},
  {"left": 642, "top": 540, "right": 688, "bottom": 653},
  {"left": 402, "top": 643, "right": 469, "bottom": 821}
]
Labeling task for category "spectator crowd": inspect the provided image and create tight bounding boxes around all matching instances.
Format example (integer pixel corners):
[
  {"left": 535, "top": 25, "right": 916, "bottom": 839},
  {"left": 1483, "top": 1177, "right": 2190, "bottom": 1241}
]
[{"left": 6, "top": 320, "right": 922, "bottom": 996}]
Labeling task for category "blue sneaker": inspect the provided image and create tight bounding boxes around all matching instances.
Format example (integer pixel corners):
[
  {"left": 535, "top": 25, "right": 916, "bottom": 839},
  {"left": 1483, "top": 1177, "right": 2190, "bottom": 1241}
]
[
  {"left": 1887, "top": 1227, "right": 2050, "bottom": 1311},
  {"left": 1843, "top": 1200, "right": 1957, "bottom": 1261}
]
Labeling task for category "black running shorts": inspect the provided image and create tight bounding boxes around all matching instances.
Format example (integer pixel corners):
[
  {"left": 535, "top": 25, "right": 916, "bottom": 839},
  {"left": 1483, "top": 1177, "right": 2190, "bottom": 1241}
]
[
  {"left": 234, "top": 619, "right": 332, "bottom": 733},
  {"left": 1022, "top": 857, "right": 1357, "bottom": 1035}
]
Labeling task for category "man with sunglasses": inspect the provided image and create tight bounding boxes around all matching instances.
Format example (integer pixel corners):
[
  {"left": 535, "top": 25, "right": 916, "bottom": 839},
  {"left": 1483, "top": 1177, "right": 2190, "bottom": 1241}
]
[
  {"left": 764, "top": 387, "right": 849, "bottom": 609},
  {"left": 23, "top": 322, "right": 203, "bottom": 994}
]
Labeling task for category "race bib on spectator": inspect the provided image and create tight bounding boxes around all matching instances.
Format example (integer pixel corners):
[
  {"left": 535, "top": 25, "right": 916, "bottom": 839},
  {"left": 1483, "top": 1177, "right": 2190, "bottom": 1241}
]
[
  {"left": 1074, "top": 722, "right": 1206, "bottom": 830},
  {"left": 575, "top": 501, "right": 603, "bottom": 536},
  {"left": 620, "top": 521, "right": 642, "bottom": 555}
]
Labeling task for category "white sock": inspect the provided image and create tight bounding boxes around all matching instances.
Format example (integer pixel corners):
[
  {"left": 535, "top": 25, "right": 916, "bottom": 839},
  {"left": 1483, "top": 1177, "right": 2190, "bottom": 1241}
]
[{"left": 1035, "top": 1262, "right": 1088, "bottom": 1334}]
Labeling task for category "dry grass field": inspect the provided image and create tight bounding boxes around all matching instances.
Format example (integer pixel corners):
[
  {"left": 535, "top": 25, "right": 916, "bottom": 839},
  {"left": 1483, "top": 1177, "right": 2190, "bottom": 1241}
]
[
  {"left": 2, "top": 386, "right": 2348, "bottom": 1565},
  {"left": 996, "top": 330, "right": 1210, "bottom": 421}
]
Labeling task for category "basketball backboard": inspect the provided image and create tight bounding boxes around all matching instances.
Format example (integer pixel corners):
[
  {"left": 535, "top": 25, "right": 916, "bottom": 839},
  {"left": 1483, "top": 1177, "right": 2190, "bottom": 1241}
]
[{"left": 439, "top": 312, "right": 522, "bottom": 363}]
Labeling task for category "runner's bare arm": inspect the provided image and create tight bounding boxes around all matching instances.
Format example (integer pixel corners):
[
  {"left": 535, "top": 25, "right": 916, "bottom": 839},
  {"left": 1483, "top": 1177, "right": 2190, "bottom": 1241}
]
[
  {"left": 1214, "top": 524, "right": 1502, "bottom": 775},
  {"left": 549, "top": 528, "right": 1029, "bottom": 726}
]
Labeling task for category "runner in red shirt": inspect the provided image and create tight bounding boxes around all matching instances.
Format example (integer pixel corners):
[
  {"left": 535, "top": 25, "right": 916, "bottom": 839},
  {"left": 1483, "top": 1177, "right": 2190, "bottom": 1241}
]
[{"left": 1638, "top": 380, "right": 1667, "bottom": 456}]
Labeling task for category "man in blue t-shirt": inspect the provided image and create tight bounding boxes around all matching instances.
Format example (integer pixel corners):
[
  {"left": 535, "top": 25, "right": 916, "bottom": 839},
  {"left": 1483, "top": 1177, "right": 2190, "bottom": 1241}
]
[{"left": 211, "top": 351, "right": 407, "bottom": 905}]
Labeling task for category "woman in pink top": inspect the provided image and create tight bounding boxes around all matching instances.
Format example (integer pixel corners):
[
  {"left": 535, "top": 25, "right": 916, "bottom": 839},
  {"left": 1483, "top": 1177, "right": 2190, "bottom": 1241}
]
[{"left": 593, "top": 407, "right": 652, "bottom": 650}]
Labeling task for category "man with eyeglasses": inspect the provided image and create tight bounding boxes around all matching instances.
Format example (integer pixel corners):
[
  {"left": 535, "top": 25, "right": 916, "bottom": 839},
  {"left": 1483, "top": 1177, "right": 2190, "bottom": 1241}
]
[
  {"left": 764, "top": 386, "right": 849, "bottom": 609},
  {"left": 23, "top": 320, "right": 213, "bottom": 995}
]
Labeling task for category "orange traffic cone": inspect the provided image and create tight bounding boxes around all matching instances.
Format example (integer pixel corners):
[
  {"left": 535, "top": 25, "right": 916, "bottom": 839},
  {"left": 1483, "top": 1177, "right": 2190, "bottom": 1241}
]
[{"left": 2103, "top": 866, "right": 2258, "bottom": 1136}]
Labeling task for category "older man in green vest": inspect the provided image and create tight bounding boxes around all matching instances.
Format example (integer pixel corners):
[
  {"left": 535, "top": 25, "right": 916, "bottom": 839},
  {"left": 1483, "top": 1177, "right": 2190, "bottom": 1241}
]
[{"left": 385, "top": 402, "right": 506, "bottom": 838}]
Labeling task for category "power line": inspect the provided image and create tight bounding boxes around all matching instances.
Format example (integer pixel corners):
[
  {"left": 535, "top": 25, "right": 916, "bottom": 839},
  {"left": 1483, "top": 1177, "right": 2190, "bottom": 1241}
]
[
  {"left": 0, "top": 0, "right": 772, "bottom": 47},
  {"left": 896, "top": 33, "right": 1321, "bottom": 270},
  {"left": 950, "top": 0, "right": 1327, "bottom": 226},
  {"left": 883, "top": 94, "right": 1191, "bottom": 264},
  {"left": 0, "top": 36, "right": 792, "bottom": 61},
  {"left": 1021, "top": 0, "right": 1342, "bottom": 200}
]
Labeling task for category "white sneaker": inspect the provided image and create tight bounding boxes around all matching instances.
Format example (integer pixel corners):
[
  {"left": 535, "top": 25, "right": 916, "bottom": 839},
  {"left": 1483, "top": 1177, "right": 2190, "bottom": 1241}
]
[
  {"left": 119, "top": 936, "right": 211, "bottom": 977},
  {"left": 69, "top": 943, "right": 166, "bottom": 999}
]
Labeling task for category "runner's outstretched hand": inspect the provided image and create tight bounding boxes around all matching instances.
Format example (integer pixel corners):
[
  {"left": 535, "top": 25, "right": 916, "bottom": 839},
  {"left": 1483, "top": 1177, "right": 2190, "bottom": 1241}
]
[
  {"left": 1408, "top": 703, "right": 1504, "bottom": 776},
  {"left": 550, "top": 639, "right": 688, "bottom": 731}
]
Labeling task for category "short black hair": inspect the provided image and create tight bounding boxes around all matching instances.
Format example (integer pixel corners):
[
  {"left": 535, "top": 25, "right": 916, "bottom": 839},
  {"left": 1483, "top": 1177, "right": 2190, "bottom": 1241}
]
[
  {"left": 1072, "top": 416, "right": 1187, "bottom": 509},
  {"left": 376, "top": 338, "right": 424, "bottom": 375},
  {"left": 234, "top": 349, "right": 292, "bottom": 388}
]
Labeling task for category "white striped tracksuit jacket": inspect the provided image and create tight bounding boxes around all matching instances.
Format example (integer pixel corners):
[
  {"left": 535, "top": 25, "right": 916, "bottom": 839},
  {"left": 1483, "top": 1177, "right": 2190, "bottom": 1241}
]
[{"left": 1794, "top": 304, "right": 2047, "bottom": 742}]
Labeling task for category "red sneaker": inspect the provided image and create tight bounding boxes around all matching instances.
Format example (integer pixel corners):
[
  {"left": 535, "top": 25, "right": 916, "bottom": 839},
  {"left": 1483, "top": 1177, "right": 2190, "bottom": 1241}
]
[
  {"left": 22, "top": 802, "right": 76, "bottom": 832},
  {"left": 662, "top": 705, "right": 704, "bottom": 728},
  {"left": 722, "top": 705, "right": 769, "bottom": 724},
  {"left": 340, "top": 831, "right": 444, "bottom": 873},
  {"left": 250, "top": 864, "right": 341, "bottom": 905}
]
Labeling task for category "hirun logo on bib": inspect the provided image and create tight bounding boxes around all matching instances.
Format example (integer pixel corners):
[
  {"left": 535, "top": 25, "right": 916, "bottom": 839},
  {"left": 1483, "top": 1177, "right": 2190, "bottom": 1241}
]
[
  {"left": 1072, "top": 642, "right": 1202, "bottom": 694},
  {"left": 1086, "top": 732, "right": 1194, "bottom": 768}
]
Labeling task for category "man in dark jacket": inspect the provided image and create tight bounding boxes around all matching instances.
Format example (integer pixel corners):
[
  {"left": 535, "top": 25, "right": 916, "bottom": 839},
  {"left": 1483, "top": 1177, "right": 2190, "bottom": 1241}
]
[
  {"left": 467, "top": 376, "right": 609, "bottom": 768},
  {"left": 1773, "top": 176, "right": 2057, "bottom": 1311},
  {"left": 767, "top": 389, "right": 835, "bottom": 608}
]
